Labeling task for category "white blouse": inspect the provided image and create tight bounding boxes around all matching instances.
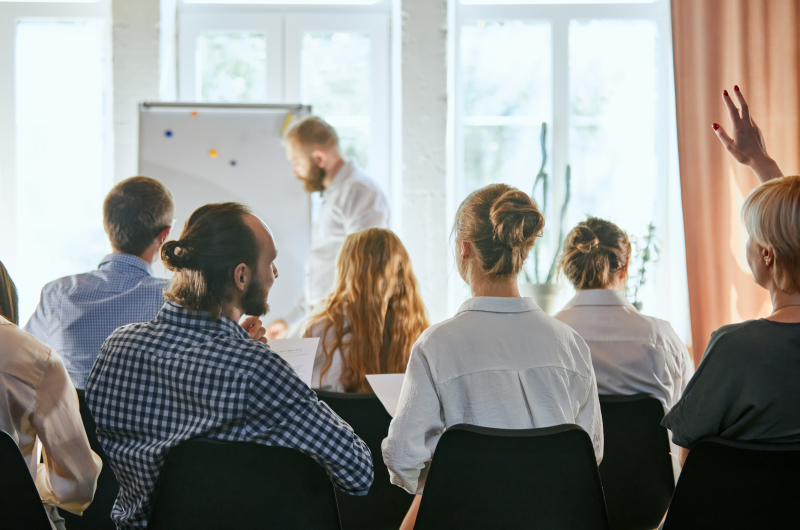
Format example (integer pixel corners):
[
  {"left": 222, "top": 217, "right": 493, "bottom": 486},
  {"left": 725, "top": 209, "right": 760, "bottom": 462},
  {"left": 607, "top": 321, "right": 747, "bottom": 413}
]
[
  {"left": 382, "top": 297, "right": 603, "bottom": 494},
  {"left": 554, "top": 289, "right": 694, "bottom": 412},
  {"left": 307, "top": 319, "right": 346, "bottom": 392}
]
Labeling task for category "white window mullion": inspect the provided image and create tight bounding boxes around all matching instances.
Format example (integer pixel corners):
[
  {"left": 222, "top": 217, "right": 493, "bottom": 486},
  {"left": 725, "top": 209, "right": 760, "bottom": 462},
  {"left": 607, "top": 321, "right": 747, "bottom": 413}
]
[{"left": 550, "top": 14, "right": 569, "bottom": 250}]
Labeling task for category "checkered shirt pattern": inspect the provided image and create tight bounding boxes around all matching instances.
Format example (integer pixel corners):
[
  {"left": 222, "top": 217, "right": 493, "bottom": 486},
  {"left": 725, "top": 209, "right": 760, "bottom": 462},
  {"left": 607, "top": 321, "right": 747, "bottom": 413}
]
[
  {"left": 24, "top": 254, "right": 166, "bottom": 389},
  {"left": 85, "top": 301, "right": 373, "bottom": 529}
]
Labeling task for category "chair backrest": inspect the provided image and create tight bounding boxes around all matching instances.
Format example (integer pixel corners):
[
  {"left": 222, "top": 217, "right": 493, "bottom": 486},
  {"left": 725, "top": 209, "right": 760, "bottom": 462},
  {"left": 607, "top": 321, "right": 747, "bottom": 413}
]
[
  {"left": 60, "top": 389, "right": 119, "bottom": 530},
  {"left": 147, "top": 438, "right": 342, "bottom": 530},
  {"left": 663, "top": 436, "right": 800, "bottom": 529},
  {"left": 0, "top": 429, "right": 53, "bottom": 530},
  {"left": 315, "top": 390, "right": 414, "bottom": 530},
  {"left": 414, "top": 423, "right": 610, "bottom": 530},
  {"left": 598, "top": 393, "right": 674, "bottom": 530}
]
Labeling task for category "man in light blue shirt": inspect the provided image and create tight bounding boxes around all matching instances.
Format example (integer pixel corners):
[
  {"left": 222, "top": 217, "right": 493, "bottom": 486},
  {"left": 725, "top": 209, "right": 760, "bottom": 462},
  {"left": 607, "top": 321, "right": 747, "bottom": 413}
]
[{"left": 25, "top": 177, "right": 174, "bottom": 389}]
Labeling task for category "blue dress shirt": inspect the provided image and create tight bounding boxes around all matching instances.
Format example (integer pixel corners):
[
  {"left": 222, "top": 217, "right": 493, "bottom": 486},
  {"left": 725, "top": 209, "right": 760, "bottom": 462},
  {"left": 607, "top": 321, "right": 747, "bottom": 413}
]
[
  {"left": 86, "top": 301, "right": 373, "bottom": 529},
  {"left": 24, "top": 254, "right": 166, "bottom": 389}
]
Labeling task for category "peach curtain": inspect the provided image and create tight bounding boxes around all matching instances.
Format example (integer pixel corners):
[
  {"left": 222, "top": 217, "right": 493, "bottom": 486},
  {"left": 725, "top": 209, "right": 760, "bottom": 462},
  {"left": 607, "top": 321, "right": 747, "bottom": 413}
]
[{"left": 671, "top": 0, "right": 800, "bottom": 365}]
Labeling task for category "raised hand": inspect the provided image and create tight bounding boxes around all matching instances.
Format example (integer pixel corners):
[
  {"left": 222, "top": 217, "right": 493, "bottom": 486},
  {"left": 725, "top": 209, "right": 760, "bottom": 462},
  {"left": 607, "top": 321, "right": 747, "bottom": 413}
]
[{"left": 712, "top": 85, "right": 783, "bottom": 183}]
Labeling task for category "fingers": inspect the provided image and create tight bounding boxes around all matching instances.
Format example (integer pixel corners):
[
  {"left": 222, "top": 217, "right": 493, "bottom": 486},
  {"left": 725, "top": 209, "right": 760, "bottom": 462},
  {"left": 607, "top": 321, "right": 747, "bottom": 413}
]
[
  {"left": 240, "top": 315, "right": 259, "bottom": 331},
  {"left": 251, "top": 324, "right": 267, "bottom": 343},
  {"left": 713, "top": 122, "right": 735, "bottom": 149},
  {"left": 722, "top": 89, "right": 741, "bottom": 125},
  {"left": 732, "top": 85, "right": 750, "bottom": 122}
]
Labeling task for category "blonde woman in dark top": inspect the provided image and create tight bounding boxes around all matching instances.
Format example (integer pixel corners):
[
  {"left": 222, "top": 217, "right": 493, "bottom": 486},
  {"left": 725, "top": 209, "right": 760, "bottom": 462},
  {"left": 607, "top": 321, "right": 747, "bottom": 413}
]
[{"left": 663, "top": 86, "right": 800, "bottom": 465}]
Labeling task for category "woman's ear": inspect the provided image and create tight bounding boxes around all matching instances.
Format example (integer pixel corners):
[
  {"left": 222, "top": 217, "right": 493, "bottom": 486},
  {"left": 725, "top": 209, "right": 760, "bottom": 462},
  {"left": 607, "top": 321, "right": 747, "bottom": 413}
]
[
  {"left": 459, "top": 241, "right": 471, "bottom": 262},
  {"left": 620, "top": 256, "right": 630, "bottom": 281},
  {"left": 764, "top": 246, "right": 775, "bottom": 268}
]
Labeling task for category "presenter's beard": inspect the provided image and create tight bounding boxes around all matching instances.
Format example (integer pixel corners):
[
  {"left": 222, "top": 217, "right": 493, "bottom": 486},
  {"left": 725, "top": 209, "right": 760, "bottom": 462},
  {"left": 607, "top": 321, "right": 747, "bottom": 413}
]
[
  {"left": 302, "top": 165, "right": 326, "bottom": 193},
  {"left": 241, "top": 277, "right": 270, "bottom": 317}
]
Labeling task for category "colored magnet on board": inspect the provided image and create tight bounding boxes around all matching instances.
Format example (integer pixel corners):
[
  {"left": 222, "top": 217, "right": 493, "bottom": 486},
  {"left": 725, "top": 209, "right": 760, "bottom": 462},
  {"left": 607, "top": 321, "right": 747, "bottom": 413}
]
[
  {"left": 165, "top": 130, "right": 173, "bottom": 137},
  {"left": 230, "top": 160, "right": 236, "bottom": 166},
  {"left": 209, "top": 149, "right": 218, "bottom": 158},
  {"left": 191, "top": 111, "right": 198, "bottom": 117}
]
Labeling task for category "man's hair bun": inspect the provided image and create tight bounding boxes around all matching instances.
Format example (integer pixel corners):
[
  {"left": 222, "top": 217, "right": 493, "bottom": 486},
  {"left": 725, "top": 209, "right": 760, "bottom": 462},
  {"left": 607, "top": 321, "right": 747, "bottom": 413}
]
[
  {"left": 454, "top": 184, "right": 544, "bottom": 279},
  {"left": 160, "top": 240, "right": 193, "bottom": 271}
]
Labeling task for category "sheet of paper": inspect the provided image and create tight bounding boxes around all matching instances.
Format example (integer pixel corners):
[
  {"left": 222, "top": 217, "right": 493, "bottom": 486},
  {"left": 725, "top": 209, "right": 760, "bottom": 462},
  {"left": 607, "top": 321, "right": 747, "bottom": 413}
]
[
  {"left": 366, "top": 374, "right": 406, "bottom": 418},
  {"left": 268, "top": 338, "right": 319, "bottom": 388}
]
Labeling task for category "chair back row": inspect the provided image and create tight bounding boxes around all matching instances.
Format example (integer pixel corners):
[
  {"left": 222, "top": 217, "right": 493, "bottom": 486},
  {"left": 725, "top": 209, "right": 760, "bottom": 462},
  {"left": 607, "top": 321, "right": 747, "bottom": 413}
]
[{"left": 4, "top": 392, "right": 799, "bottom": 530}]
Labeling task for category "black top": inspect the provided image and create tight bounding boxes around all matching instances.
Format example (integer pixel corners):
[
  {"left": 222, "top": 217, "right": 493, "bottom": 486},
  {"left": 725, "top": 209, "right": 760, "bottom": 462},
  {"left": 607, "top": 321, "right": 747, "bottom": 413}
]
[{"left": 662, "top": 319, "right": 800, "bottom": 448}]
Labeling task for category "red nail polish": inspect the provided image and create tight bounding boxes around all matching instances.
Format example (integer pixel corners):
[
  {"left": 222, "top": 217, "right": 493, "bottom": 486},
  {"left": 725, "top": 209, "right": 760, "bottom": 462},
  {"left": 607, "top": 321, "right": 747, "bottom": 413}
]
[
  {"left": 712, "top": 123, "right": 720, "bottom": 130},
  {"left": 734, "top": 85, "right": 740, "bottom": 91},
  {"left": 723, "top": 90, "right": 728, "bottom": 96}
]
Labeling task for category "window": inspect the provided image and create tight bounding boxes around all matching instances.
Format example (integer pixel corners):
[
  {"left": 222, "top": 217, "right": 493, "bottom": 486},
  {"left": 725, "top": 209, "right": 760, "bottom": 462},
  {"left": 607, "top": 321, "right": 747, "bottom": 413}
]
[
  {"left": 453, "top": 0, "right": 689, "bottom": 341},
  {"left": 178, "top": 7, "right": 390, "bottom": 196},
  {"left": 0, "top": 0, "right": 111, "bottom": 324}
]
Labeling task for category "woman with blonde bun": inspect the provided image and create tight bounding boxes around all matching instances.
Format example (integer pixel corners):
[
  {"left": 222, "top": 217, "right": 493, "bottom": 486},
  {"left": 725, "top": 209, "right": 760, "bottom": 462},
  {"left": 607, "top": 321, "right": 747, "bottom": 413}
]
[
  {"left": 554, "top": 217, "right": 694, "bottom": 413},
  {"left": 383, "top": 184, "right": 603, "bottom": 529}
]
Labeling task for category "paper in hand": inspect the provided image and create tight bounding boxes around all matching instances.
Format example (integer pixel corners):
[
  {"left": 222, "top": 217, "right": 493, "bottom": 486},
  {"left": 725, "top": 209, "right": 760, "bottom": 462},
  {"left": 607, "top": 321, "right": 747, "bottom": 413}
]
[
  {"left": 268, "top": 338, "right": 320, "bottom": 388},
  {"left": 366, "top": 374, "right": 406, "bottom": 418}
]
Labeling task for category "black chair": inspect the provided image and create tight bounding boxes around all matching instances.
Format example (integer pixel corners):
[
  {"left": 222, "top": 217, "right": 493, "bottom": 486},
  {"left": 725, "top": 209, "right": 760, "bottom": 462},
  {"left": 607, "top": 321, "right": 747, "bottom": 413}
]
[
  {"left": 0, "top": 429, "right": 52, "bottom": 530},
  {"left": 315, "top": 390, "right": 415, "bottom": 530},
  {"left": 662, "top": 436, "right": 800, "bottom": 529},
  {"left": 148, "top": 438, "right": 342, "bottom": 530},
  {"left": 60, "top": 389, "right": 119, "bottom": 530},
  {"left": 598, "top": 394, "right": 674, "bottom": 530},
  {"left": 414, "top": 423, "right": 610, "bottom": 530}
]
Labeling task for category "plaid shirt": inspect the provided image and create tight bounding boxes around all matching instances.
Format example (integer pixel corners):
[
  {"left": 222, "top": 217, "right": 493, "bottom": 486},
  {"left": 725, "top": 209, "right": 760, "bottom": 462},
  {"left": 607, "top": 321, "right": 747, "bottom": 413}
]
[
  {"left": 85, "top": 302, "right": 373, "bottom": 529},
  {"left": 24, "top": 254, "right": 166, "bottom": 389}
]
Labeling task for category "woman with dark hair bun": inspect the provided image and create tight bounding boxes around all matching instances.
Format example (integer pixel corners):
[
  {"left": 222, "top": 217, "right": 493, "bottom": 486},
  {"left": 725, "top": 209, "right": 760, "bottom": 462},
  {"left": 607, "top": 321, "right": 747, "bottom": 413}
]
[
  {"left": 554, "top": 217, "right": 694, "bottom": 414},
  {"left": 383, "top": 184, "right": 603, "bottom": 529}
]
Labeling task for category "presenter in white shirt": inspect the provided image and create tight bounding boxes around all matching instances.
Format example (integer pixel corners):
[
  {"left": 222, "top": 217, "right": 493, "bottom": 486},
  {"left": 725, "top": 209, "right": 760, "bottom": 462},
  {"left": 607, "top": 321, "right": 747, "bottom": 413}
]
[
  {"left": 266, "top": 116, "right": 389, "bottom": 339},
  {"left": 383, "top": 184, "right": 603, "bottom": 530},
  {"left": 554, "top": 217, "right": 694, "bottom": 412}
]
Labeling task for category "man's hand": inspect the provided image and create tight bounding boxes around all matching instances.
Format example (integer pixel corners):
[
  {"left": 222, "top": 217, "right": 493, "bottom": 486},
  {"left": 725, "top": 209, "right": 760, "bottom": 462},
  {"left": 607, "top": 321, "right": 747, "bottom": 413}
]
[
  {"left": 713, "top": 85, "right": 784, "bottom": 183},
  {"left": 265, "top": 319, "right": 288, "bottom": 340},
  {"left": 241, "top": 316, "right": 268, "bottom": 346}
]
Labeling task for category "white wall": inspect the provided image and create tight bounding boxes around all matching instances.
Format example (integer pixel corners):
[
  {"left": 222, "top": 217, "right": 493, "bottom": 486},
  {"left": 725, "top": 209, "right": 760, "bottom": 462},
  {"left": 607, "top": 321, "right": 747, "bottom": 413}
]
[
  {"left": 112, "top": 0, "right": 160, "bottom": 181},
  {"left": 397, "top": 0, "right": 450, "bottom": 324}
]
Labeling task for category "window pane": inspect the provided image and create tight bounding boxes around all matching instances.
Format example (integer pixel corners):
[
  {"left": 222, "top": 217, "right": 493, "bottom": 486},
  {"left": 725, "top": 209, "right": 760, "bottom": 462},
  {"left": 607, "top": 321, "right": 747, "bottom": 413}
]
[
  {"left": 15, "top": 20, "right": 110, "bottom": 324},
  {"left": 301, "top": 32, "right": 371, "bottom": 168},
  {"left": 461, "top": 21, "right": 551, "bottom": 117},
  {"left": 196, "top": 31, "right": 267, "bottom": 102},
  {"left": 568, "top": 20, "right": 658, "bottom": 237}
]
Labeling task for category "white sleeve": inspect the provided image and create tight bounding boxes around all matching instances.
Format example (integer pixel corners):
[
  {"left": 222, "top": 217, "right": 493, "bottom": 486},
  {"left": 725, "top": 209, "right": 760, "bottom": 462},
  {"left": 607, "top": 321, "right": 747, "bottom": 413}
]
[
  {"left": 381, "top": 342, "right": 444, "bottom": 494},
  {"left": 344, "top": 184, "right": 390, "bottom": 234},
  {"left": 576, "top": 364, "right": 604, "bottom": 465},
  {"left": 665, "top": 324, "right": 695, "bottom": 410}
]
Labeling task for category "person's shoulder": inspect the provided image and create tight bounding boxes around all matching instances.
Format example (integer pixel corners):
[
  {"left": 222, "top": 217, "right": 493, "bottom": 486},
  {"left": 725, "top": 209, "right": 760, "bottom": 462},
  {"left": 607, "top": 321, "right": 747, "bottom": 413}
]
[
  {"left": 39, "top": 270, "right": 95, "bottom": 297},
  {"left": 345, "top": 167, "right": 386, "bottom": 197},
  {"left": 414, "top": 314, "right": 461, "bottom": 349},
  {"left": 0, "top": 322, "right": 59, "bottom": 384},
  {"left": 102, "top": 320, "right": 155, "bottom": 348},
  {"left": 699, "top": 320, "right": 766, "bottom": 365}
]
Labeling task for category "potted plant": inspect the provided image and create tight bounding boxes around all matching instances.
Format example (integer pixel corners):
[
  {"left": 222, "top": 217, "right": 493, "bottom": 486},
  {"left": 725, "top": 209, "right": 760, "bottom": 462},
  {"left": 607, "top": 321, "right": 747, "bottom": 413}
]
[
  {"left": 520, "top": 123, "right": 572, "bottom": 314},
  {"left": 626, "top": 222, "right": 659, "bottom": 312}
]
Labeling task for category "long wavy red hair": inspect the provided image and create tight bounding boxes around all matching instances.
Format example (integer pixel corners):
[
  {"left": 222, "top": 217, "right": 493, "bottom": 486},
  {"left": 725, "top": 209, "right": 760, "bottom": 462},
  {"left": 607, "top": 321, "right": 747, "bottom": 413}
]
[{"left": 305, "top": 228, "right": 429, "bottom": 393}]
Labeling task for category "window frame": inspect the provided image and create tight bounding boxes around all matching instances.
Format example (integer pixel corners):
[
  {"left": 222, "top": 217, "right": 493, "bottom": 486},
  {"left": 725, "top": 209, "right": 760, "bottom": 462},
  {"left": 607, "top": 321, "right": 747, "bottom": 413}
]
[
  {"left": 0, "top": 0, "right": 111, "bottom": 280},
  {"left": 451, "top": 0, "right": 689, "bottom": 341},
  {"left": 177, "top": 1, "right": 392, "bottom": 210}
]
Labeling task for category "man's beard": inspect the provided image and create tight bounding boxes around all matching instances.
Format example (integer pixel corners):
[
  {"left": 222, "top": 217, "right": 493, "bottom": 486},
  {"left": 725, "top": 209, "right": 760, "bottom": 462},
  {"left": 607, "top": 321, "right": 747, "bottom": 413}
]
[
  {"left": 302, "top": 164, "right": 326, "bottom": 193},
  {"left": 241, "top": 276, "right": 270, "bottom": 316}
]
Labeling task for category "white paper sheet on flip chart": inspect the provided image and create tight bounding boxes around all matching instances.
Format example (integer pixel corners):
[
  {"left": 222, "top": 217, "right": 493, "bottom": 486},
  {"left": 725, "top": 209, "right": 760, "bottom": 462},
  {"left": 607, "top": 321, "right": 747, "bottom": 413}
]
[
  {"left": 366, "top": 374, "right": 406, "bottom": 418},
  {"left": 269, "top": 338, "right": 320, "bottom": 387}
]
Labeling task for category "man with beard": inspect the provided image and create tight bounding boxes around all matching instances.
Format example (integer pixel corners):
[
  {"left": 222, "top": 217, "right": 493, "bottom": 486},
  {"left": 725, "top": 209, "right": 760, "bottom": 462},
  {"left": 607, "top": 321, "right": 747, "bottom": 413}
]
[
  {"left": 85, "top": 202, "right": 374, "bottom": 529},
  {"left": 266, "top": 116, "right": 389, "bottom": 338}
]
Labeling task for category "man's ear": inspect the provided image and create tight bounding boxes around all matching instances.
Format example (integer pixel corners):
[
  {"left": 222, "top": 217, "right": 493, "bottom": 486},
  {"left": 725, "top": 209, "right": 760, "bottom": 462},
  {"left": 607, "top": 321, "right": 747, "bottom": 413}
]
[
  {"left": 156, "top": 226, "right": 171, "bottom": 246},
  {"left": 311, "top": 148, "right": 327, "bottom": 168},
  {"left": 233, "top": 263, "right": 249, "bottom": 293}
]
